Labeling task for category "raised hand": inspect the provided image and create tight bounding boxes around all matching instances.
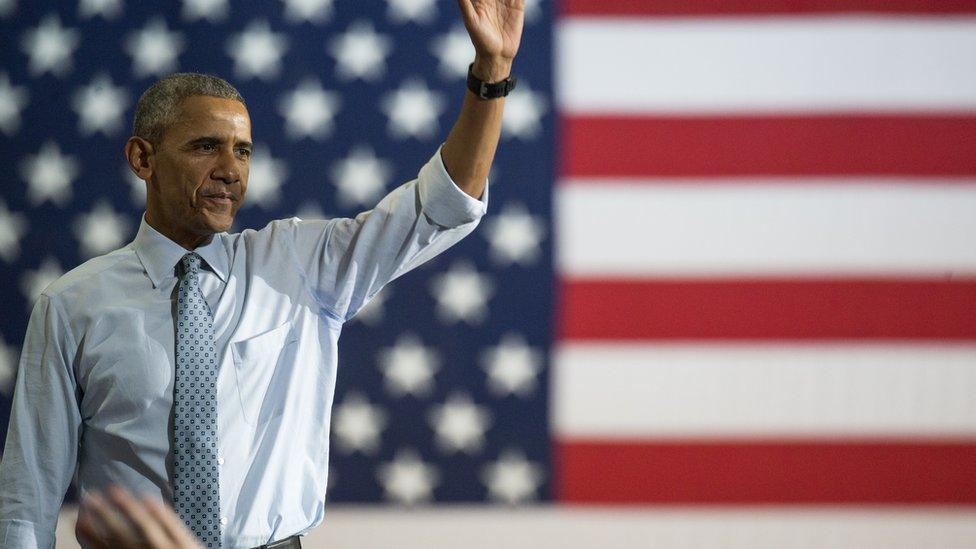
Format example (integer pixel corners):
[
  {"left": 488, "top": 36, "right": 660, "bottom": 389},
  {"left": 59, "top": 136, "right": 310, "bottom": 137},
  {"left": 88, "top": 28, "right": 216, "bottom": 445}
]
[{"left": 457, "top": 0, "right": 525, "bottom": 80}]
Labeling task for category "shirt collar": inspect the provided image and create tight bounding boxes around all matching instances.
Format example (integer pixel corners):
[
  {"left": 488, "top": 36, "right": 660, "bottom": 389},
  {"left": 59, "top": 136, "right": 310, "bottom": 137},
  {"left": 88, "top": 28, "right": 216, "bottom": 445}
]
[{"left": 132, "top": 214, "right": 229, "bottom": 288}]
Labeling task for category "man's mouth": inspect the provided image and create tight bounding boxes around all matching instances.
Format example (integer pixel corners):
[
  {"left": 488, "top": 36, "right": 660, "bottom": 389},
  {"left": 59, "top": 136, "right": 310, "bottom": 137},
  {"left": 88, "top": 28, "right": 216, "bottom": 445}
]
[{"left": 201, "top": 192, "right": 236, "bottom": 205}]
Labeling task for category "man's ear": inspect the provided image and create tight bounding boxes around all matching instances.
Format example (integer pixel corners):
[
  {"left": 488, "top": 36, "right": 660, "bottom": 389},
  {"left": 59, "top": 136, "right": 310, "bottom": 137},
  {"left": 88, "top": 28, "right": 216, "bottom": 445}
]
[{"left": 124, "top": 136, "right": 155, "bottom": 182}]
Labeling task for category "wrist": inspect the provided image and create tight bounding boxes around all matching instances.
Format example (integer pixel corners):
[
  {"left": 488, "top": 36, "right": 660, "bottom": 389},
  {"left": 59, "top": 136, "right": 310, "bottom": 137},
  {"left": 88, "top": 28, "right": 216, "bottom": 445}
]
[{"left": 471, "top": 55, "right": 513, "bottom": 83}]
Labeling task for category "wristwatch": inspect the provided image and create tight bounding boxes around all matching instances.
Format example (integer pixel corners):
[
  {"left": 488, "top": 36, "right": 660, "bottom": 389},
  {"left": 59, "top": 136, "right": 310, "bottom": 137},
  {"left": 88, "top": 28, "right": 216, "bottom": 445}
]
[{"left": 466, "top": 63, "right": 517, "bottom": 100}]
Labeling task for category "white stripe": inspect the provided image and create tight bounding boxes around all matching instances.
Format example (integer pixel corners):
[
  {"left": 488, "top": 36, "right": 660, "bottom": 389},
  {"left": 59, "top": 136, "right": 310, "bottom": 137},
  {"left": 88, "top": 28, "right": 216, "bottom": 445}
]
[
  {"left": 557, "top": 18, "right": 976, "bottom": 113},
  {"left": 56, "top": 506, "right": 976, "bottom": 549},
  {"left": 553, "top": 343, "right": 976, "bottom": 438},
  {"left": 556, "top": 180, "right": 976, "bottom": 277}
]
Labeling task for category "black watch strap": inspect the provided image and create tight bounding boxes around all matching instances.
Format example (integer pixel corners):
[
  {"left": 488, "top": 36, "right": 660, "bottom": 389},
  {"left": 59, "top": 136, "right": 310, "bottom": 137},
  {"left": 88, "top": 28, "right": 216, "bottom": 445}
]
[{"left": 466, "top": 63, "right": 516, "bottom": 100}]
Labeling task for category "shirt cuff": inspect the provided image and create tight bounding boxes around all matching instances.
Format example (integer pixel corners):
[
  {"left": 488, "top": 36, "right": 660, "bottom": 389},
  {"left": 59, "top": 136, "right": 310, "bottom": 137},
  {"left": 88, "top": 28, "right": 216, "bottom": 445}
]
[
  {"left": 417, "top": 144, "right": 489, "bottom": 228},
  {"left": 0, "top": 519, "right": 49, "bottom": 549}
]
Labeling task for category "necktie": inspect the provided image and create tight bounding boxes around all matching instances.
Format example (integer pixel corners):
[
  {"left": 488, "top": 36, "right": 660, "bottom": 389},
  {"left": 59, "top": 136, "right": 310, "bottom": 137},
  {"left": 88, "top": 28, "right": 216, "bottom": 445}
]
[{"left": 174, "top": 252, "right": 222, "bottom": 548}]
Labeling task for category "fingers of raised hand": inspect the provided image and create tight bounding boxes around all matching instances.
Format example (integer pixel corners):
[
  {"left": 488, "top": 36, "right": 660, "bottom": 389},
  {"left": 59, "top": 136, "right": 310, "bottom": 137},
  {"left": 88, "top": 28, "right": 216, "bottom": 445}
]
[{"left": 457, "top": 0, "right": 477, "bottom": 24}]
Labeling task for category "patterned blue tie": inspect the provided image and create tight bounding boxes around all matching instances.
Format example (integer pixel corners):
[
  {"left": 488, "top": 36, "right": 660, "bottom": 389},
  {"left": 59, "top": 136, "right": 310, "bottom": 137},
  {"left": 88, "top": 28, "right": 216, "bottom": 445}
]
[{"left": 174, "top": 252, "right": 222, "bottom": 548}]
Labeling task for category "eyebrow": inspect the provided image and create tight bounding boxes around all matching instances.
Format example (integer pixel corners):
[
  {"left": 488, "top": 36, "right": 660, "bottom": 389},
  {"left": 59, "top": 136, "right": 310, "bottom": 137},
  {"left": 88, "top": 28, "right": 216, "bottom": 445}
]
[{"left": 185, "top": 136, "right": 253, "bottom": 149}]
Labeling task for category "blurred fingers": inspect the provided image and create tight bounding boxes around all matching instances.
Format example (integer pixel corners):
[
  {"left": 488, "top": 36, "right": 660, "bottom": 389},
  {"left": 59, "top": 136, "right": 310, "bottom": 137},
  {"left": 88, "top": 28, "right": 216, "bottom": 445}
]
[
  {"left": 143, "top": 496, "right": 204, "bottom": 548},
  {"left": 76, "top": 498, "right": 110, "bottom": 549},
  {"left": 106, "top": 486, "right": 175, "bottom": 548},
  {"left": 80, "top": 491, "right": 138, "bottom": 547}
]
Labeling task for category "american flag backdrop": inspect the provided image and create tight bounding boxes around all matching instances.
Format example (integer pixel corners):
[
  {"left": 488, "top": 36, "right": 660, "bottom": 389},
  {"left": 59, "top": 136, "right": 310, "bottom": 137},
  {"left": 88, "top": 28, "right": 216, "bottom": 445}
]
[
  {"left": 0, "top": 0, "right": 553, "bottom": 506},
  {"left": 553, "top": 0, "right": 976, "bottom": 508},
  {"left": 3, "top": 0, "right": 976, "bottom": 547}
]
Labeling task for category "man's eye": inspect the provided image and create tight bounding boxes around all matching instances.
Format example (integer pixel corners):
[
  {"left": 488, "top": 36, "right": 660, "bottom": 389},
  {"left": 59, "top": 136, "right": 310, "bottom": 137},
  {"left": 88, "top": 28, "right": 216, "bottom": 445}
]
[
  {"left": 199, "top": 143, "right": 217, "bottom": 152},
  {"left": 236, "top": 148, "right": 252, "bottom": 158}
]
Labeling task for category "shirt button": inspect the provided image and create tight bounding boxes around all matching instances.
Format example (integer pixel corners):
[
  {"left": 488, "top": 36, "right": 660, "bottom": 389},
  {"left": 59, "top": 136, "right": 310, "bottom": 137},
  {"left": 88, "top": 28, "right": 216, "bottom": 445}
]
[
  {"left": 220, "top": 516, "right": 228, "bottom": 526},
  {"left": 217, "top": 456, "right": 225, "bottom": 465}
]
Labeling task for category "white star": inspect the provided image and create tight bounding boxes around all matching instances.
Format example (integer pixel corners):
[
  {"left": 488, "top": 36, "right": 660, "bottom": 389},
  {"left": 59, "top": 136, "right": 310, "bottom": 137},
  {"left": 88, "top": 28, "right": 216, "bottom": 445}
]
[
  {"left": 282, "top": 0, "right": 333, "bottom": 23},
  {"left": 429, "top": 261, "right": 493, "bottom": 325},
  {"left": 481, "top": 449, "right": 544, "bottom": 504},
  {"left": 381, "top": 79, "right": 444, "bottom": 139},
  {"left": 377, "top": 449, "right": 438, "bottom": 505},
  {"left": 73, "top": 201, "right": 132, "bottom": 258},
  {"left": 20, "top": 256, "right": 64, "bottom": 306},
  {"left": 0, "top": 73, "right": 28, "bottom": 135},
  {"left": 329, "top": 145, "right": 392, "bottom": 209},
  {"left": 246, "top": 146, "right": 287, "bottom": 209},
  {"left": 227, "top": 20, "right": 288, "bottom": 80},
  {"left": 21, "top": 141, "right": 79, "bottom": 207},
  {"left": 503, "top": 81, "right": 547, "bottom": 139},
  {"left": 72, "top": 74, "right": 129, "bottom": 136},
  {"left": 483, "top": 202, "right": 545, "bottom": 266},
  {"left": 20, "top": 14, "right": 80, "bottom": 77},
  {"left": 293, "top": 201, "right": 325, "bottom": 221},
  {"left": 125, "top": 169, "right": 147, "bottom": 207},
  {"left": 377, "top": 334, "right": 439, "bottom": 398},
  {"left": 125, "top": 18, "right": 184, "bottom": 78},
  {"left": 0, "top": 200, "right": 27, "bottom": 263},
  {"left": 386, "top": 0, "right": 437, "bottom": 24},
  {"left": 327, "top": 21, "right": 392, "bottom": 82},
  {"left": 524, "top": 0, "right": 543, "bottom": 24},
  {"left": 430, "top": 26, "right": 474, "bottom": 79},
  {"left": 502, "top": 80, "right": 547, "bottom": 140},
  {"left": 352, "top": 286, "right": 388, "bottom": 325},
  {"left": 428, "top": 392, "right": 492, "bottom": 454},
  {"left": 481, "top": 333, "right": 542, "bottom": 398},
  {"left": 0, "top": 335, "right": 18, "bottom": 396},
  {"left": 278, "top": 79, "right": 340, "bottom": 140},
  {"left": 181, "top": 0, "right": 228, "bottom": 22},
  {"left": 78, "top": 0, "right": 123, "bottom": 19},
  {"left": 332, "top": 392, "right": 387, "bottom": 454},
  {"left": 0, "top": 0, "right": 15, "bottom": 18}
]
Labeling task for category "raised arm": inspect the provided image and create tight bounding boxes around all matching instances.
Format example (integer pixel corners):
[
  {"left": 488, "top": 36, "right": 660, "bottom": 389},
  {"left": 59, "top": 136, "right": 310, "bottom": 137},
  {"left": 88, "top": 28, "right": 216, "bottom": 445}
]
[
  {"left": 280, "top": 2, "right": 523, "bottom": 321},
  {"left": 440, "top": 0, "right": 525, "bottom": 199}
]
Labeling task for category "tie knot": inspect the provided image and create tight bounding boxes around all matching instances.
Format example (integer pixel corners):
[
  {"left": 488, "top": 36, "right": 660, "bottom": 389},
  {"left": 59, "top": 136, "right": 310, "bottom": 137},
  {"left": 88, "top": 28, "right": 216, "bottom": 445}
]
[{"left": 178, "top": 253, "right": 201, "bottom": 279}]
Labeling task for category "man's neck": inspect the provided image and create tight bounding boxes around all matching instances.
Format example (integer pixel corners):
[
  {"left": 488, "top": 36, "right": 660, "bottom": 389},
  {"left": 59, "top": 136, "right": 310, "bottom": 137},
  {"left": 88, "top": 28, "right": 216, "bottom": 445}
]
[{"left": 144, "top": 211, "right": 214, "bottom": 251}]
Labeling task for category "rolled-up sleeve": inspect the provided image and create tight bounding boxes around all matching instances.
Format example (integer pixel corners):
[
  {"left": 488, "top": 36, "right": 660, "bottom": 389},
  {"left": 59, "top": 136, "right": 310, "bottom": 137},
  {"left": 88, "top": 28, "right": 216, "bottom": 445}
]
[
  {"left": 274, "top": 144, "right": 488, "bottom": 321},
  {"left": 416, "top": 144, "right": 487, "bottom": 228},
  {"left": 0, "top": 294, "right": 82, "bottom": 549}
]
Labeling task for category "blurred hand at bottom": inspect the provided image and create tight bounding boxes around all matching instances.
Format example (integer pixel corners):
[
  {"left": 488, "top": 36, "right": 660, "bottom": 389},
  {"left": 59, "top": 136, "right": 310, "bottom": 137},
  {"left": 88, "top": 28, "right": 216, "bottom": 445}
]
[{"left": 76, "top": 486, "right": 203, "bottom": 549}]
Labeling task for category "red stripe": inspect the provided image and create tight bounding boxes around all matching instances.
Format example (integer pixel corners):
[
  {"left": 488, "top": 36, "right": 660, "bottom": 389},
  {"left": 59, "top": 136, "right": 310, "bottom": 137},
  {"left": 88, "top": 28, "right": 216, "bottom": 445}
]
[
  {"left": 562, "top": 0, "right": 976, "bottom": 17},
  {"left": 556, "top": 439, "right": 976, "bottom": 504},
  {"left": 561, "top": 115, "right": 976, "bottom": 177},
  {"left": 559, "top": 278, "right": 976, "bottom": 340}
]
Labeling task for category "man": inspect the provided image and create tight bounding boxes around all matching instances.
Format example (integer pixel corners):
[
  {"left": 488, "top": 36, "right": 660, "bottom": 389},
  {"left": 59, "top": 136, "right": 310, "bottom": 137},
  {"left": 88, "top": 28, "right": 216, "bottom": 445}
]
[{"left": 0, "top": 1, "right": 525, "bottom": 547}]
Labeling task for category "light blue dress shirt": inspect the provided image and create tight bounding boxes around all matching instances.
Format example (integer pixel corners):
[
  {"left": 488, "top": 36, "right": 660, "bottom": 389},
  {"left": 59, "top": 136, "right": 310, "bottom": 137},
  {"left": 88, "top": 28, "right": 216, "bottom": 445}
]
[{"left": 0, "top": 146, "right": 487, "bottom": 549}]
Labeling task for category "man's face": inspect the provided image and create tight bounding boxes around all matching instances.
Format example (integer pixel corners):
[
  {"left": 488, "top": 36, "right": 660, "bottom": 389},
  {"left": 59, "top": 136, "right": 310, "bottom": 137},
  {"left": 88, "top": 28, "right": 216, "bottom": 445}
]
[{"left": 146, "top": 95, "right": 252, "bottom": 244}]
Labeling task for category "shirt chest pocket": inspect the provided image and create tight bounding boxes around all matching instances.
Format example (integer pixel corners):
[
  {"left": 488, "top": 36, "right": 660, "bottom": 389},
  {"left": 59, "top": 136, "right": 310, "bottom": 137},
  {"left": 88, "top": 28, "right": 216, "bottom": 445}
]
[{"left": 230, "top": 321, "right": 299, "bottom": 426}]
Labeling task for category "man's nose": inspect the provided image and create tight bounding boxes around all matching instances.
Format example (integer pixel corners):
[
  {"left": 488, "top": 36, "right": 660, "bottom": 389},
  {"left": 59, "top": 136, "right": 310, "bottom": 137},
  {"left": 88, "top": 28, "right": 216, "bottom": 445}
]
[{"left": 211, "top": 148, "right": 240, "bottom": 184}]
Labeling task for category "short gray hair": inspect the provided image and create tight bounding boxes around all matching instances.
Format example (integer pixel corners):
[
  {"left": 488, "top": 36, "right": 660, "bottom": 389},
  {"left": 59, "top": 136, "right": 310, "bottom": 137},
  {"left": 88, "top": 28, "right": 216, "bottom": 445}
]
[{"left": 132, "top": 72, "right": 245, "bottom": 144}]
